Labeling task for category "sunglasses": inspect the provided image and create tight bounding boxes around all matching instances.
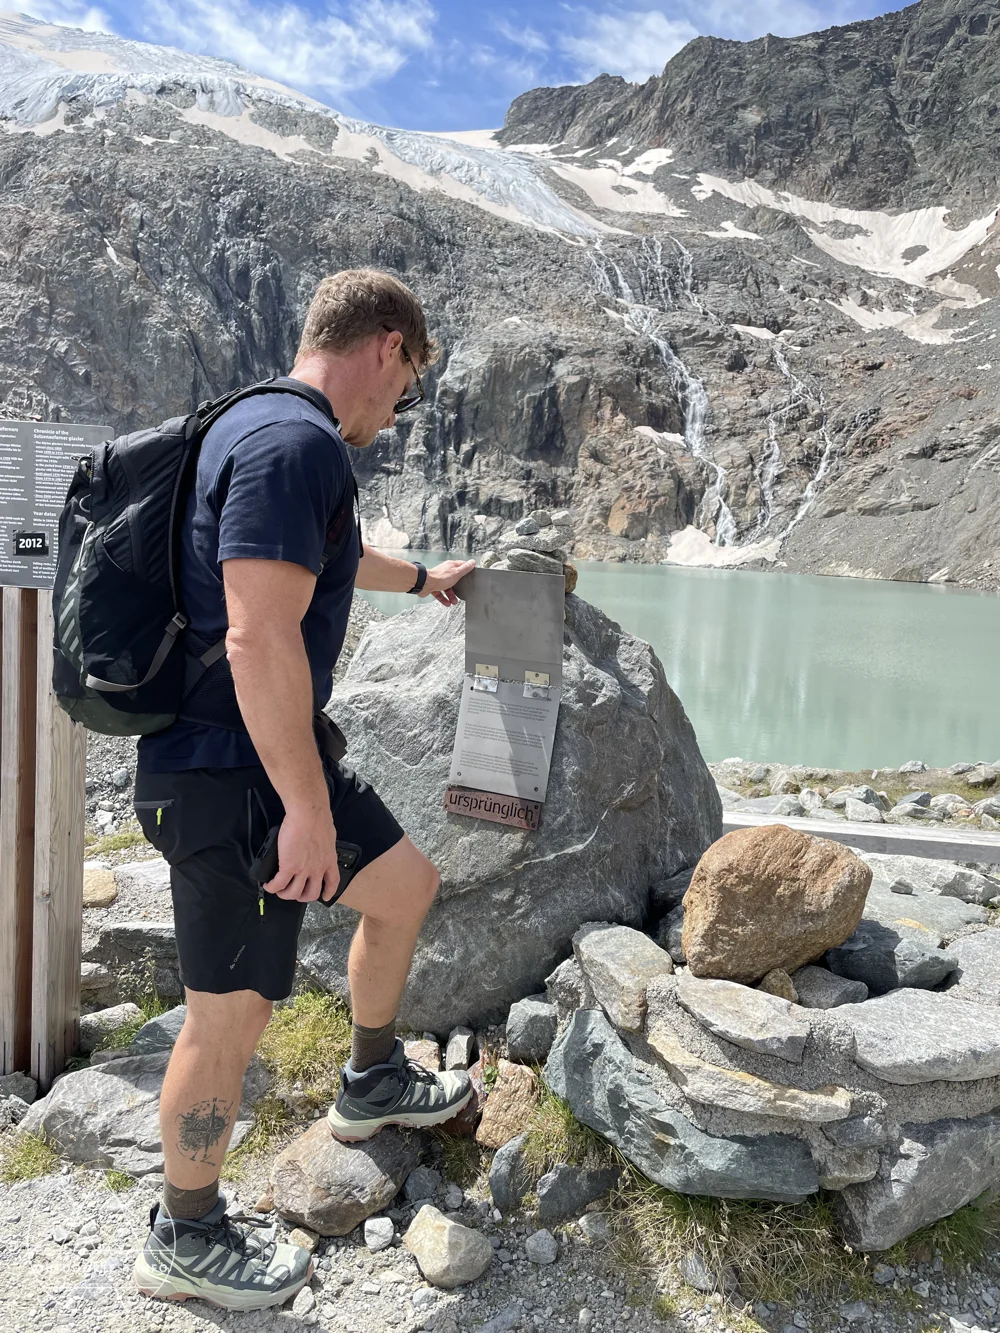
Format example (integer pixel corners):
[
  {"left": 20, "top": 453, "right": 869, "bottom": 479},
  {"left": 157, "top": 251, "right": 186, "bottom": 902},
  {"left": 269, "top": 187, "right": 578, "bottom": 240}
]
[{"left": 385, "top": 330, "right": 425, "bottom": 414}]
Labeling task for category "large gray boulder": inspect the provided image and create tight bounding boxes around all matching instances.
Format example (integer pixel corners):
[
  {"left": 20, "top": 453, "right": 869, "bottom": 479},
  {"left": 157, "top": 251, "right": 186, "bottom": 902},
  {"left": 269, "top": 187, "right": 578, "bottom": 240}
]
[
  {"left": 836, "top": 1115, "right": 1000, "bottom": 1251},
  {"left": 301, "top": 597, "right": 720, "bottom": 1030},
  {"left": 544, "top": 1009, "right": 819, "bottom": 1203}
]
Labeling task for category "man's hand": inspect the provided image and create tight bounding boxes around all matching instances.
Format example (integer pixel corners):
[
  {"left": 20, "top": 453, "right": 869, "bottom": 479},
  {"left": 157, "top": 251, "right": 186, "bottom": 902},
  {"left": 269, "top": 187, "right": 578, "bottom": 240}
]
[
  {"left": 355, "top": 547, "right": 476, "bottom": 599},
  {"left": 420, "top": 558, "right": 476, "bottom": 606},
  {"left": 265, "top": 804, "right": 342, "bottom": 904}
]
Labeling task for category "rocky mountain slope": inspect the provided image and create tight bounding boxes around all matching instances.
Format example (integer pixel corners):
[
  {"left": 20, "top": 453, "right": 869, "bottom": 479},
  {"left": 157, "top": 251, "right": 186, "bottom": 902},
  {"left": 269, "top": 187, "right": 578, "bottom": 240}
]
[{"left": 1, "top": 2, "right": 999, "bottom": 588}]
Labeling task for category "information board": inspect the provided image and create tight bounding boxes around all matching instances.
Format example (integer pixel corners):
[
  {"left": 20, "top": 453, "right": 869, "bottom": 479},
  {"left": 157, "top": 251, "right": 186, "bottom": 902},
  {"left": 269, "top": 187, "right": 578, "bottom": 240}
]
[
  {"left": 0, "top": 420, "right": 111, "bottom": 589},
  {"left": 446, "top": 568, "right": 565, "bottom": 825}
]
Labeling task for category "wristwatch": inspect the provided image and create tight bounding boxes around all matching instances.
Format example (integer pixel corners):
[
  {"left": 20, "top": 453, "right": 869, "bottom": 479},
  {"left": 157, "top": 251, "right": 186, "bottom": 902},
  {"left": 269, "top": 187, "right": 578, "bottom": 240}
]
[{"left": 407, "top": 561, "right": 428, "bottom": 595}]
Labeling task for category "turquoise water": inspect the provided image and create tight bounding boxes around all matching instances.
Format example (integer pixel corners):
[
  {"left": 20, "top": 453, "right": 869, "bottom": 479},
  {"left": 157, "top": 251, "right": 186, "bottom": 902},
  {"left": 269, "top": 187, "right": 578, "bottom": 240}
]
[{"left": 359, "top": 560, "right": 1000, "bottom": 770}]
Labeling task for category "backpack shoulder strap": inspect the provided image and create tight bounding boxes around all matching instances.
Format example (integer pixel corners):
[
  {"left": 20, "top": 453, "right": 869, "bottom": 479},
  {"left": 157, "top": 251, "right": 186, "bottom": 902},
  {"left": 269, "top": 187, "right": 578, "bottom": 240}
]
[{"left": 195, "top": 376, "right": 339, "bottom": 435}]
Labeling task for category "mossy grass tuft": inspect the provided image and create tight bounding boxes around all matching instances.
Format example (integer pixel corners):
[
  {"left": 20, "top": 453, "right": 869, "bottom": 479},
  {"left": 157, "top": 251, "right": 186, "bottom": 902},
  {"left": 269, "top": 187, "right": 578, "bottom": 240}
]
[
  {"left": 521, "top": 1084, "right": 615, "bottom": 1183},
  {"left": 104, "top": 1168, "right": 135, "bottom": 1192},
  {"left": 886, "top": 1197, "right": 1000, "bottom": 1269},
  {"left": 84, "top": 824, "right": 147, "bottom": 856},
  {"left": 92, "top": 948, "right": 171, "bottom": 1052},
  {"left": 432, "top": 1131, "right": 488, "bottom": 1190},
  {"left": 0, "top": 1131, "right": 60, "bottom": 1184},
  {"left": 256, "top": 989, "right": 352, "bottom": 1104},
  {"left": 609, "top": 1168, "right": 878, "bottom": 1306}
]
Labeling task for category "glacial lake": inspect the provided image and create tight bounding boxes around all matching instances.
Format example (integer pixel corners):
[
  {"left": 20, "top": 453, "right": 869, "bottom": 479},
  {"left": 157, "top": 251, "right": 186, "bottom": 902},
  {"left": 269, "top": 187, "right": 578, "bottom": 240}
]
[{"left": 359, "top": 561, "right": 1000, "bottom": 771}]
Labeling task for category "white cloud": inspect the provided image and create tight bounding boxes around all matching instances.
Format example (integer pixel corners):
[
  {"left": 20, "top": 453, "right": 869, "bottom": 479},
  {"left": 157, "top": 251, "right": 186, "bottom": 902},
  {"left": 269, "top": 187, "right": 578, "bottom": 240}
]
[
  {"left": 21, "top": 0, "right": 112, "bottom": 32},
  {"left": 694, "top": 0, "right": 853, "bottom": 40},
  {"left": 137, "top": 0, "right": 436, "bottom": 97},
  {"left": 493, "top": 19, "right": 549, "bottom": 55},
  {"left": 560, "top": 9, "right": 699, "bottom": 83}
]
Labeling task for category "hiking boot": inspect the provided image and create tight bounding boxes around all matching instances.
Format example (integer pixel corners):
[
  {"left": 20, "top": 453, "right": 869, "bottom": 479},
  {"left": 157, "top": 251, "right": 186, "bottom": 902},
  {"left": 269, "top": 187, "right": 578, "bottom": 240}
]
[
  {"left": 133, "top": 1196, "right": 313, "bottom": 1310},
  {"left": 327, "top": 1038, "right": 472, "bottom": 1142}
]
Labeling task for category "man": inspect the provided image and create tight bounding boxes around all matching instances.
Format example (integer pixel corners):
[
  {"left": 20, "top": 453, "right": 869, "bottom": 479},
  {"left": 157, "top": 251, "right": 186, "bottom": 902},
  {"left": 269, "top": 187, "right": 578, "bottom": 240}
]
[{"left": 131, "top": 269, "right": 475, "bottom": 1311}]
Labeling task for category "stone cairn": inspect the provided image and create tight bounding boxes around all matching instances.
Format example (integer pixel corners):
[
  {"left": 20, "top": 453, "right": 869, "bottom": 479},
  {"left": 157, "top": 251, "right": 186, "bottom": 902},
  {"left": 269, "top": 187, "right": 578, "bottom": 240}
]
[{"left": 479, "top": 509, "right": 579, "bottom": 594}]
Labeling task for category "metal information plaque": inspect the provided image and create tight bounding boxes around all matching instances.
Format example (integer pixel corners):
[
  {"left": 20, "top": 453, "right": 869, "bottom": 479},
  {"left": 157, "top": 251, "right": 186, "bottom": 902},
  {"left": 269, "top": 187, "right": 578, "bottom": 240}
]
[
  {"left": 0, "top": 420, "right": 111, "bottom": 589},
  {"left": 446, "top": 568, "right": 564, "bottom": 827}
]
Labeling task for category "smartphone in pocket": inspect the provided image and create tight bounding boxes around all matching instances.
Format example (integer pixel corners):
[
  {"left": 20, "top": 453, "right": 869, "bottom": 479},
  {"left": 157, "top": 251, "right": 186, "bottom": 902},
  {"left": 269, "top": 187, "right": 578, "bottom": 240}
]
[{"left": 249, "top": 825, "right": 363, "bottom": 903}]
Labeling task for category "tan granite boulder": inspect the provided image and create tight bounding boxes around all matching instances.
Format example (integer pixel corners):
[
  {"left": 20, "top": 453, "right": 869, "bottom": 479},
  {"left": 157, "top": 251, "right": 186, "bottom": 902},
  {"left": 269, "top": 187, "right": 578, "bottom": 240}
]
[{"left": 683, "top": 825, "right": 870, "bottom": 984}]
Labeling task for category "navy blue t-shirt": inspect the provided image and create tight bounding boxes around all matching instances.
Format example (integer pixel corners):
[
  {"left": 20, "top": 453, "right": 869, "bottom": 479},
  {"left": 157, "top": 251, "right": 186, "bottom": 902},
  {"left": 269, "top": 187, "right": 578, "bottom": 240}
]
[{"left": 138, "top": 381, "right": 359, "bottom": 772}]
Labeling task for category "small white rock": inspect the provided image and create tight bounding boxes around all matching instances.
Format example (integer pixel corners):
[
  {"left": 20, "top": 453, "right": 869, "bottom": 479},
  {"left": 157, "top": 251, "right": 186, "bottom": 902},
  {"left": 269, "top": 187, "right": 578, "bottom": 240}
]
[
  {"left": 364, "top": 1216, "right": 395, "bottom": 1252},
  {"left": 292, "top": 1285, "right": 316, "bottom": 1315}
]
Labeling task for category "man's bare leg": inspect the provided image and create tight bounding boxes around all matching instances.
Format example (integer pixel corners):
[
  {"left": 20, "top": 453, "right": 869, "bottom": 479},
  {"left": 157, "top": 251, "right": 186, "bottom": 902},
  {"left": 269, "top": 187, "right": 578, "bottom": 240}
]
[
  {"left": 136, "top": 988, "right": 314, "bottom": 1308},
  {"left": 327, "top": 835, "right": 472, "bottom": 1139},
  {"left": 336, "top": 835, "right": 439, "bottom": 1029},
  {"left": 159, "top": 989, "right": 273, "bottom": 1210}
]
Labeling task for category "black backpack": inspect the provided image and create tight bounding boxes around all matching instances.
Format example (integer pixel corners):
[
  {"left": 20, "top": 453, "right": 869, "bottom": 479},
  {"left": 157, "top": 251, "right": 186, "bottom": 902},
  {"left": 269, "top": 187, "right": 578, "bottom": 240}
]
[{"left": 52, "top": 378, "right": 360, "bottom": 736}]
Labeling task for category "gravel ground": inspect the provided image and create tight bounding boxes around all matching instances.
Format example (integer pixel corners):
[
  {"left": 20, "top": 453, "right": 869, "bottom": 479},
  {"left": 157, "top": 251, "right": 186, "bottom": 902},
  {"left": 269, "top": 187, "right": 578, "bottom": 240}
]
[{"left": 3, "top": 1159, "right": 1000, "bottom": 1333}]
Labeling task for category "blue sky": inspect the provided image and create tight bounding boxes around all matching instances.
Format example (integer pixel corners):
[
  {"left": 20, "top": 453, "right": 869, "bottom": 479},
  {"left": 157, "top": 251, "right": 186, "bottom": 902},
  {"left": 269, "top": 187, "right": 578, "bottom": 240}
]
[{"left": 28, "top": 0, "right": 900, "bottom": 131}]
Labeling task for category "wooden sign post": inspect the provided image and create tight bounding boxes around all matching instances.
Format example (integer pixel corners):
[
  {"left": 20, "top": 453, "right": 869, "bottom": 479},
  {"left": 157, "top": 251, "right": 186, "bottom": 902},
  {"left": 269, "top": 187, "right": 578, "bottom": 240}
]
[
  {"left": 0, "top": 589, "right": 87, "bottom": 1087},
  {"left": 0, "top": 419, "right": 108, "bottom": 1090}
]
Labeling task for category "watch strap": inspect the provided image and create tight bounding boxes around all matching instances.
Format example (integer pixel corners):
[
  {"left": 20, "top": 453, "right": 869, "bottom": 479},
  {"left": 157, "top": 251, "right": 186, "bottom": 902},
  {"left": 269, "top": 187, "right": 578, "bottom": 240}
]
[{"left": 407, "top": 561, "right": 428, "bottom": 595}]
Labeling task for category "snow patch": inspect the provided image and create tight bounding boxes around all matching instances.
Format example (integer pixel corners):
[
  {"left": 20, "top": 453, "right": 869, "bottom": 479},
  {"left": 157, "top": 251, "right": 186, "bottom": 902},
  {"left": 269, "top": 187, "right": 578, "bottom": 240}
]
[
  {"left": 623, "top": 147, "right": 674, "bottom": 176},
  {"left": 731, "top": 323, "right": 776, "bottom": 340},
  {"left": 635, "top": 425, "right": 685, "bottom": 446},
  {"left": 664, "top": 525, "right": 780, "bottom": 568},
  {"left": 828, "top": 296, "right": 980, "bottom": 346},
  {"left": 546, "top": 159, "right": 685, "bottom": 217},
  {"left": 693, "top": 172, "right": 997, "bottom": 291},
  {"left": 705, "top": 220, "right": 762, "bottom": 240}
]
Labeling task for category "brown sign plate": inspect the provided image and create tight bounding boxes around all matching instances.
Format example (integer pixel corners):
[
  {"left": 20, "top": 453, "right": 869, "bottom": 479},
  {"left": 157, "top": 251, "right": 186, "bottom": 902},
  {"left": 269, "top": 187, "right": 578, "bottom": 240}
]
[{"left": 444, "top": 785, "right": 542, "bottom": 831}]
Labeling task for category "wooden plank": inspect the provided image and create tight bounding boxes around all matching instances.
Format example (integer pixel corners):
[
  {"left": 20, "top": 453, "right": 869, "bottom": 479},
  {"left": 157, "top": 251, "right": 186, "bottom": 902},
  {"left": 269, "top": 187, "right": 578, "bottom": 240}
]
[
  {"left": 30, "top": 591, "right": 86, "bottom": 1090},
  {"left": 0, "top": 587, "right": 37, "bottom": 1076},
  {"left": 723, "top": 810, "right": 1000, "bottom": 864}
]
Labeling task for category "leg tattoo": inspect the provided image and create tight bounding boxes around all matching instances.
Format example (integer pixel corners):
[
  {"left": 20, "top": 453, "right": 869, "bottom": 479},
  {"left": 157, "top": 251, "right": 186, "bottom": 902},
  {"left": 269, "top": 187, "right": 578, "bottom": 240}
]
[{"left": 175, "top": 1097, "right": 234, "bottom": 1164}]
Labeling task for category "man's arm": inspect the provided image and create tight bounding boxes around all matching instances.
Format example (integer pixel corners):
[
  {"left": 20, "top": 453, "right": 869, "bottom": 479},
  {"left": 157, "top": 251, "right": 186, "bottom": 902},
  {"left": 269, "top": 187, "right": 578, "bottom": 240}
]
[
  {"left": 223, "top": 557, "right": 339, "bottom": 905},
  {"left": 355, "top": 546, "right": 475, "bottom": 605}
]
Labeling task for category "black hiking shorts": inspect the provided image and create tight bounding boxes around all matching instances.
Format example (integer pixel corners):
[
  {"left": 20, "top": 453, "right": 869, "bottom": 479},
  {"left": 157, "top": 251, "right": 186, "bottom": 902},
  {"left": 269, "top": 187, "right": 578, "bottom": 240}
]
[{"left": 133, "top": 760, "right": 404, "bottom": 1001}]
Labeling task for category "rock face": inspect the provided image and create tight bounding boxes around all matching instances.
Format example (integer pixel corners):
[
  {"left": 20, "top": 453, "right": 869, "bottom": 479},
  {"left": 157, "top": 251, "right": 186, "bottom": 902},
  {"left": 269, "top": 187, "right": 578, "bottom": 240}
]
[
  {"left": 21, "top": 1053, "right": 267, "bottom": 1175},
  {"left": 860, "top": 854, "right": 999, "bottom": 906},
  {"left": 946, "top": 932, "right": 1000, "bottom": 1004},
  {"left": 836, "top": 1116, "right": 1000, "bottom": 1251},
  {"left": 476, "top": 1061, "right": 539, "bottom": 1150},
  {"left": 647, "top": 1024, "right": 851, "bottom": 1123},
  {"left": 573, "top": 924, "right": 674, "bottom": 1031},
  {"left": 535, "top": 1163, "right": 621, "bottom": 1223},
  {"left": 683, "top": 826, "right": 870, "bottom": 985},
  {"left": 841, "top": 991, "right": 1000, "bottom": 1085},
  {"left": 302, "top": 596, "right": 719, "bottom": 1030},
  {"left": 505, "top": 997, "right": 558, "bottom": 1064},
  {"left": 270, "top": 1122, "right": 423, "bottom": 1236},
  {"left": 675, "top": 973, "right": 812, "bottom": 1063},
  {"left": 5, "top": 10, "right": 1000, "bottom": 596},
  {"left": 488, "top": 1133, "right": 533, "bottom": 1212},
  {"left": 545, "top": 1010, "right": 819, "bottom": 1203},
  {"left": 825, "top": 921, "right": 958, "bottom": 995},
  {"left": 82, "top": 922, "right": 182, "bottom": 1006},
  {"left": 791, "top": 966, "right": 868, "bottom": 1009}
]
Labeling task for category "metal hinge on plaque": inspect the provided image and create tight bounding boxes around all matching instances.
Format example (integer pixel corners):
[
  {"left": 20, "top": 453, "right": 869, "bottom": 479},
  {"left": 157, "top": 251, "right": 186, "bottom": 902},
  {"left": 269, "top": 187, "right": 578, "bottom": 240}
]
[
  {"left": 524, "top": 670, "right": 550, "bottom": 699},
  {"left": 472, "top": 663, "right": 499, "bottom": 694}
]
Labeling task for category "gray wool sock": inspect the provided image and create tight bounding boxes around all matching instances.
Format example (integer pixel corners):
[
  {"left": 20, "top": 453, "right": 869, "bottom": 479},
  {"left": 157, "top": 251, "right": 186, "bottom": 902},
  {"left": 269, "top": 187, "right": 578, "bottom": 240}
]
[
  {"left": 350, "top": 1018, "right": 397, "bottom": 1073},
  {"left": 162, "top": 1177, "right": 220, "bottom": 1222}
]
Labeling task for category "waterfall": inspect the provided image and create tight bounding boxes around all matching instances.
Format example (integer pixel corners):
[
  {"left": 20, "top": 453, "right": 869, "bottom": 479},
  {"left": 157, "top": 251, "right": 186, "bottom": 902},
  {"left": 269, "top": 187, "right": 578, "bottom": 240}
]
[{"left": 589, "top": 241, "right": 737, "bottom": 546}]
